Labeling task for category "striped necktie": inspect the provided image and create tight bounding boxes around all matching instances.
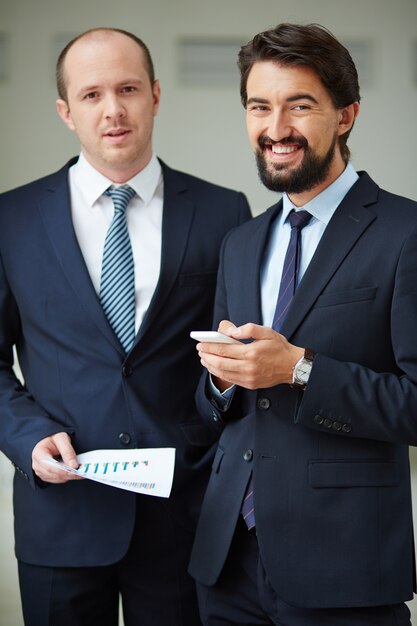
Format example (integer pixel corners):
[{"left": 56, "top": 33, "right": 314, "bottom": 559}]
[
  {"left": 100, "top": 186, "right": 136, "bottom": 353},
  {"left": 273, "top": 209, "right": 313, "bottom": 332},
  {"left": 241, "top": 209, "right": 312, "bottom": 530}
]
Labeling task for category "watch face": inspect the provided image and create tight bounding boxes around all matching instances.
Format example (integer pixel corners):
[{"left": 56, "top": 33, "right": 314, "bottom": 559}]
[{"left": 295, "top": 360, "right": 312, "bottom": 383}]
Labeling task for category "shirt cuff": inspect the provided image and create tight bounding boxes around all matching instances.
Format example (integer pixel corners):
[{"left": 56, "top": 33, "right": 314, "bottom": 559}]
[{"left": 208, "top": 375, "right": 236, "bottom": 411}]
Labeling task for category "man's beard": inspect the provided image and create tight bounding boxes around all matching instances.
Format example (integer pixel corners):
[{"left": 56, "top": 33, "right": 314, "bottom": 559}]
[{"left": 255, "top": 134, "right": 337, "bottom": 194}]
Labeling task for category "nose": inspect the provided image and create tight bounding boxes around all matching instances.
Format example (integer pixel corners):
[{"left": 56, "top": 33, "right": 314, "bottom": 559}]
[
  {"left": 268, "top": 109, "right": 292, "bottom": 142},
  {"left": 103, "top": 94, "right": 126, "bottom": 120}
]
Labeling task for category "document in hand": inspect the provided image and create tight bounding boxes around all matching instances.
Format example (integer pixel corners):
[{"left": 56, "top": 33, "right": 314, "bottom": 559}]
[{"left": 42, "top": 448, "right": 175, "bottom": 497}]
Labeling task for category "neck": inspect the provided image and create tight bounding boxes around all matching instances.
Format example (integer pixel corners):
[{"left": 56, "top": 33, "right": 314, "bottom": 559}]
[
  {"left": 82, "top": 152, "right": 153, "bottom": 184},
  {"left": 288, "top": 156, "right": 347, "bottom": 207}
]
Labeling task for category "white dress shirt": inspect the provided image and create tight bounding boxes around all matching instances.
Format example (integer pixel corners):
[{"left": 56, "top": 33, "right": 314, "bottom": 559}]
[{"left": 69, "top": 153, "right": 163, "bottom": 332}]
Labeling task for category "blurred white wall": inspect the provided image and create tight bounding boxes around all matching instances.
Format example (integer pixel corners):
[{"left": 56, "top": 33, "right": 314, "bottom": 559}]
[
  {"left": 1, "top": 0, "right": 417, "bottom": 623},
  {"left": 1, "top": 0, "right": 417, "bottom": 208}
]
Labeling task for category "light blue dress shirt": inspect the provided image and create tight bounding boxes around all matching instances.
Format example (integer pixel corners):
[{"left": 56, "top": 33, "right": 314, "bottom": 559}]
[
  {"left": 261, "top": 163, "right": 359, "bottom": 326},
  {"left": 211, "top": 163, "right": 359, "bottom": 404}
]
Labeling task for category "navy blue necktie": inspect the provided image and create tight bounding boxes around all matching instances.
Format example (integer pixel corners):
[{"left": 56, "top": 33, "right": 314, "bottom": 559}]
[
  {"left": 100, "top": 186, "right": 136, "bottom": 353},
  {"left": 273, "top": 209, "right": 313, "bottom": 331},
  {"left": 241, "top": 209, "right": 312, "bottom": 530}
]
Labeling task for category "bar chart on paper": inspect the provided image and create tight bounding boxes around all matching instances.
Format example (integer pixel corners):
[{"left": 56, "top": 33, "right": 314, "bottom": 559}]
[{"left": 43, "top": 448, "right": 175, "bottom": 497}]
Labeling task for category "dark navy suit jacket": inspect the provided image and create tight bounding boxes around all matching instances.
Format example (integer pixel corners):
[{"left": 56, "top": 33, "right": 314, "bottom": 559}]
[
  {"left": 189, "top": 172, "right": 417, "bottom": 608},
  {"left": 0, "top": 157, "right": 251, "bottom": 567}
]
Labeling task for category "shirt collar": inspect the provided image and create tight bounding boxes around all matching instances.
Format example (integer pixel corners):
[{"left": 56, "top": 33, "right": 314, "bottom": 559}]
[
  {"left": 70, "top": 153, "right": 162, "bottom": 207},
  {"left": 281, "top": 162, "right": 359, "bottom": 226}
]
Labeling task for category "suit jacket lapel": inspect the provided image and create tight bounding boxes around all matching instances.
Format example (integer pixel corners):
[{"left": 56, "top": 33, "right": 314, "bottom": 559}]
[
  {"left": 38, "top": 160, "right": 124, "bottom": 354},
  {"left": 133, "top": 162, "right": 195, "bottom": 343},
  {"left": 280, "top": 172, "right": 379, "bottom": 340},
  {"left": 238, "top": 202, "right": 282, "bottom": 326}
]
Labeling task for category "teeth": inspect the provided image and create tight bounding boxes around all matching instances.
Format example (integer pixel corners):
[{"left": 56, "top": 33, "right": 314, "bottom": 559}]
[{"left": 271, "top": 145, "right": 298, "bottom": 154}]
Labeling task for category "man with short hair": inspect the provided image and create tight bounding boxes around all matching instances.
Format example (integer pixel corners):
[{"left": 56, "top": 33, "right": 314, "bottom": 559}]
[
  {"left": 189, "top": 23, "right": 415, "bottom": 625},
  {"left": 0, "top": 27, "right": 250, "bottom": 626}
]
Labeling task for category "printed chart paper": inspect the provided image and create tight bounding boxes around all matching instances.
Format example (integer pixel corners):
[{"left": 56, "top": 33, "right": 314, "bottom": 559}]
[{"left": 42, "top": 448, "right": 175, "bottom": 497}]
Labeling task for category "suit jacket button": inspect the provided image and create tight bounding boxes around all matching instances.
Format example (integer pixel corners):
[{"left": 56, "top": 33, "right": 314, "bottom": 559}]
[
  {"left": 122, "top": 364, "right": 133, "bottom": 377},
  {"left": 119, "top": 432, "right": 131, "bottom": 445},
  {"left": 257, "top": 398, "right": 270, "bottom": 410},
  {"left": 342, "top": 423, "right": 352, "bottom": 433},
  {"left": 314, "top": 414, "right": 324, "bottom": 425},
  {"left": 332, "top": 421, "right": 342, "bottom": 431},
  {"left": 323, "top": 418, "right": 333, "bottom": 428},
  {"left": 243, "top": 449, "right": 253, "bottom": 462}
]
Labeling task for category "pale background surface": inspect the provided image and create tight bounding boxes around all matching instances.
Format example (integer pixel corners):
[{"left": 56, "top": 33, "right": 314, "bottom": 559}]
[{"left": 1, "top": 0, "right": 417, "bottom": 623}]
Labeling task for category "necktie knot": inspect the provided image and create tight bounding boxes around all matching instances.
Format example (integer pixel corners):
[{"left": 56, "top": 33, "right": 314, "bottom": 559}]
[
  {"left": 104, "top": 186, "right": 136, "bottom": 212},
  {"left": 289, "top": 209, "right": 312, "bottom": 231}
]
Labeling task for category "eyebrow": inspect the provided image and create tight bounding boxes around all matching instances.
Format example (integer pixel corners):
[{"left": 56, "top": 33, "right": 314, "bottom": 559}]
[
  {"left": 246, "top": 97, "right": 270, "bottom": 106},
  {"left": 287, "top": 94, "right": 319, "bottom": 104},
  {"left": 246, "top": 94, "right": 319, "bottom": 106}
]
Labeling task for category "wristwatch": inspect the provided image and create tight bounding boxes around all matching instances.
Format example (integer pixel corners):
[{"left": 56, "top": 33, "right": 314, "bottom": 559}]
[{"left": 291, "top": 347, "right": 315, "bottom": 390}]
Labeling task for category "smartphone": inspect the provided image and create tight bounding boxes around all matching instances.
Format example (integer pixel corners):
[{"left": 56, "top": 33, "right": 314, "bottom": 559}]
[{"left": 190, "top": 331, "right": 241, "bottom": 344}]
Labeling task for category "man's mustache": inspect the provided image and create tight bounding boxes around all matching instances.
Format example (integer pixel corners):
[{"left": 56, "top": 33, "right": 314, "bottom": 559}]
[{"left": 258, "top": 135, "right": 309, "bottom": 150}]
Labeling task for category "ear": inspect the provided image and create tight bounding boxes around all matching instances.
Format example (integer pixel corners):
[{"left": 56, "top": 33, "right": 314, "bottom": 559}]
[
  {"left": 337, "top": 102, "right": 359, "bottom": 137},
  {"left": 152, "top": 79, "right": 161, "bottom": 117},
  {"left": 56, "top": 99, "right": 76, "bottom": 131}
]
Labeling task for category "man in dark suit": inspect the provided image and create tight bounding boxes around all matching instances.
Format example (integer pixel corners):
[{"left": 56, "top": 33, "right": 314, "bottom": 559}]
[
  {"left": 189, "top": 23, "right": 416, "bottom": 625},
  {"left": 0, "top": 28, "right": 250, "bottom": 626}
]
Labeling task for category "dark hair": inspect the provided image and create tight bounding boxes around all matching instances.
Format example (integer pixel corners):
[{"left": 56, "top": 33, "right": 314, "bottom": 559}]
[
  {"left": 56, "top": 27, "right": 155, "bottom": 102},
  {"left": 238, "top": 23, "right": 360, "bottom": 162}
]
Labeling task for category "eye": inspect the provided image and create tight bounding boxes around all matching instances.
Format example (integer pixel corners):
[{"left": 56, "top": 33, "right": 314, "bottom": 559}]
[
  {"left": 121, "top": 86, "right": 137, "bottom": 93},
  {"left": 248, "top": 104, "right": 269, "bottom": 113},
  {"left": 84, "top": 91, "right": 99, "bottom": 100},
  {"left": 292, "top": 104, "right": 310, "bottom": 111}
]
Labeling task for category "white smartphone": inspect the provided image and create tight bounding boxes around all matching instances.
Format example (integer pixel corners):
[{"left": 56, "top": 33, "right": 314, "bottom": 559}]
[{"left": 190, "top": 331, "right": 241, "bottom": 344}]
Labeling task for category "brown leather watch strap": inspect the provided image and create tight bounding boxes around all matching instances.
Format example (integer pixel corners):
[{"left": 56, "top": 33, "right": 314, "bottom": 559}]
[{"left": 304, "top": 347, "right": 315, "bottom": 362}]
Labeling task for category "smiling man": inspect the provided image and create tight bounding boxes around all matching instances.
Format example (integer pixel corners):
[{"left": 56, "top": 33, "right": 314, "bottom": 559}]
[
  {"left": 189, "top": 23, "right": 417, "bottom": 625},
  {"left": 0, "top": 27, "right": 250, "bottom": 626}
]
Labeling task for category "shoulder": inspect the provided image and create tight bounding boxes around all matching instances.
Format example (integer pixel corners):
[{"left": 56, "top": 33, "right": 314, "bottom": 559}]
[
  {"left": 0, "top": 158, "right": 76, "bottom": 208},
  {"left": 225, "top": 201, "right": 278, "bottom": 241},
  {"left": 160, "top": 159, "right": 246, "bottom": 200},
  {"left": 352, "top": 172, "right": 417, "bottom": 245},
  {"left": 355, "top": 171, "right": 417, "bottom": 214}
]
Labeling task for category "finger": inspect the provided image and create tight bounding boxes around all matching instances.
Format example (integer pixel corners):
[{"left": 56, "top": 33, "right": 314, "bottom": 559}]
[
  {"left": 217, "top": 320, "right": 237, "bottom": 336},
  {"left": 200, "top": 352, "right": 244, "bottom": 382},
  {"left": 197, "top": 341, "right": 244, "bottom": 358},
  {"left": 33, "top": 458, "right": 82, "bottom": 483},
  {"left": 232, "top": 323, "right": 276, "bottom": 341},
  {"left": 32, "top": 433, "right": 80, "bottom": 483},
  {"left": 51, "top": 432, "right": 79, "bottom": 469}
]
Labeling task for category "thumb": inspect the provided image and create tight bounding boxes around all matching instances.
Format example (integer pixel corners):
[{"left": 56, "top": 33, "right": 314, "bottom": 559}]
[
  {"left": 232, "top": 323, "right": 275, "bottom": 341},
  {"left": 52, "top": 432, "right": 78, "bottom": 469},
  {"left": 218, "top": 320, "right": 237, "bottom": 336}
]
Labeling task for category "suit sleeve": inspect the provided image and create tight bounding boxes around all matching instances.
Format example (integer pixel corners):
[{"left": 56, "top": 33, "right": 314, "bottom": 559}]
[
  {"left": 297, "top": 223, "right": 417, "bottom": 445},
  {"left": 0, "top": 252, "right": 73, "bottom": 487},
  {"left": 195, "top": 229, "right": 246, "bottom": 427},
  {"left": 237, "top": 192, "right": 252, "bottom": 224}
]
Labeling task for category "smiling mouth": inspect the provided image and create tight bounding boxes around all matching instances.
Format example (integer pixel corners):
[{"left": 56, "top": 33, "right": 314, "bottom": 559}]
[
  {"left": 259, "top": 135, "right": 307, "bottom": 157},
  {"left": 270, "top": 144, "right": 300, "bottom": 154}
]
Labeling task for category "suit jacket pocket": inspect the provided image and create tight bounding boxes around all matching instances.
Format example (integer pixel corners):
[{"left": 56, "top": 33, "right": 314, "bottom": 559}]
[
  {"left": 308, "top": 459, "right": 399, "bottom": 488},
  {"left": 315, "top": 286, "right": 377, "bottom": 308},
  {"left": 178, "top": 272, "right": 217, "bottom": 288}
]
